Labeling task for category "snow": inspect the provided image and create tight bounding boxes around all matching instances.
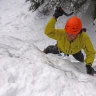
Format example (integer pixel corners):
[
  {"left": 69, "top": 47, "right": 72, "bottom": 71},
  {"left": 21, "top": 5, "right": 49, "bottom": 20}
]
[{"left": 0, "top": 0, "right": 96, "bottom": 96}]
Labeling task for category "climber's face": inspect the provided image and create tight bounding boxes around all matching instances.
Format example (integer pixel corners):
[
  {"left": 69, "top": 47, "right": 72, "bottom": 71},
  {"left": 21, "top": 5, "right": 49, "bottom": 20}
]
[{"left": 66, "top": 32, "right": 78, "bottom": 41}]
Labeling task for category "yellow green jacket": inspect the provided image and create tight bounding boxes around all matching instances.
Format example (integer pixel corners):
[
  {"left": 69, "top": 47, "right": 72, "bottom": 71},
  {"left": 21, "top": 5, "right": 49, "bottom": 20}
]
[{"left": 44, "top": 17, "right": 95, "bottom": 65}]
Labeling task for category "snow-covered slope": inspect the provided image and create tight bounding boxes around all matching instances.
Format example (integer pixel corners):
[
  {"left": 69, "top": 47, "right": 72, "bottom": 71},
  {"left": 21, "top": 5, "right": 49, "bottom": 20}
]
[
  {"left": 0, "top": 0, "right": 96, "bottom": 96},
  {"left": 0, "top": 42, "right": 96, "bottom": 96}
]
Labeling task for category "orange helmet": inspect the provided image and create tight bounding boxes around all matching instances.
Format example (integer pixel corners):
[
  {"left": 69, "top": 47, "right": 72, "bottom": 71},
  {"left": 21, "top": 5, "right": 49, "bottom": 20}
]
[{"left": 65, "top": 16, "right": 82, "bottom": 34}]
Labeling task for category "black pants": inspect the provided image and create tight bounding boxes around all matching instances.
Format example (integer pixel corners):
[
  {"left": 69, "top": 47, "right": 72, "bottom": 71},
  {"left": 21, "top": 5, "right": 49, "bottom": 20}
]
[
  {"left": 44, "top": 45, "right": 84, "bottom": 62},
  {"left": 72, "top": 51, "right": 84, "bottom": 62}
]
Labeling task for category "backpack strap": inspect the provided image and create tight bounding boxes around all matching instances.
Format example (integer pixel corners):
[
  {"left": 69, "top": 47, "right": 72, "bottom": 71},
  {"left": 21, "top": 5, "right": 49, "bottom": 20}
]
[
  {"left": 82, "top": 28, "right": 86, "bottom": 32},
  {"left": 79, "top": 28, "right": 86, "bottom": 34}
]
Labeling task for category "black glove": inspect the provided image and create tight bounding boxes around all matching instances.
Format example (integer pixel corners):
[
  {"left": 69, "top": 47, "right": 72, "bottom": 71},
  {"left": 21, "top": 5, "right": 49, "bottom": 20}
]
[
  {"left": 86, "top": 65, "right": 94, "bottom": 75},
  {"left": 53, "top": 7, "right": 64, "bottom": 19},
  {"left": 43, "top": 45, "right": 59, "bottom": 54}
]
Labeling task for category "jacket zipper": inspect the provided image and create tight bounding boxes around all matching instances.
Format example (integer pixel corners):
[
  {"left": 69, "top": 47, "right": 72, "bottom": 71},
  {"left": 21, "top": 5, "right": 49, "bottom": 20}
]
[{"left": 68, "top": 41, "right": 72, "bottom": 54}]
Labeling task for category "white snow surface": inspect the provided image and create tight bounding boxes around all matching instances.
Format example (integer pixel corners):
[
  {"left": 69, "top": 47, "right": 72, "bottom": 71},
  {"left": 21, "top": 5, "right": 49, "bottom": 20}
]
[{"left": 0, "top": 0, "right": 96, "bottom": 96}]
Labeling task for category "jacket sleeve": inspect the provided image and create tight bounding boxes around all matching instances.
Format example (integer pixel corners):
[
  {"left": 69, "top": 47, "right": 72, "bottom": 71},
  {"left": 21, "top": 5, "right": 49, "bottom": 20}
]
[
  {"left": 44, "top": 17, "right": 65, "bottom": 40},
  {"left": 82, "top": 33, "right": 95, "bottom": 65}
]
